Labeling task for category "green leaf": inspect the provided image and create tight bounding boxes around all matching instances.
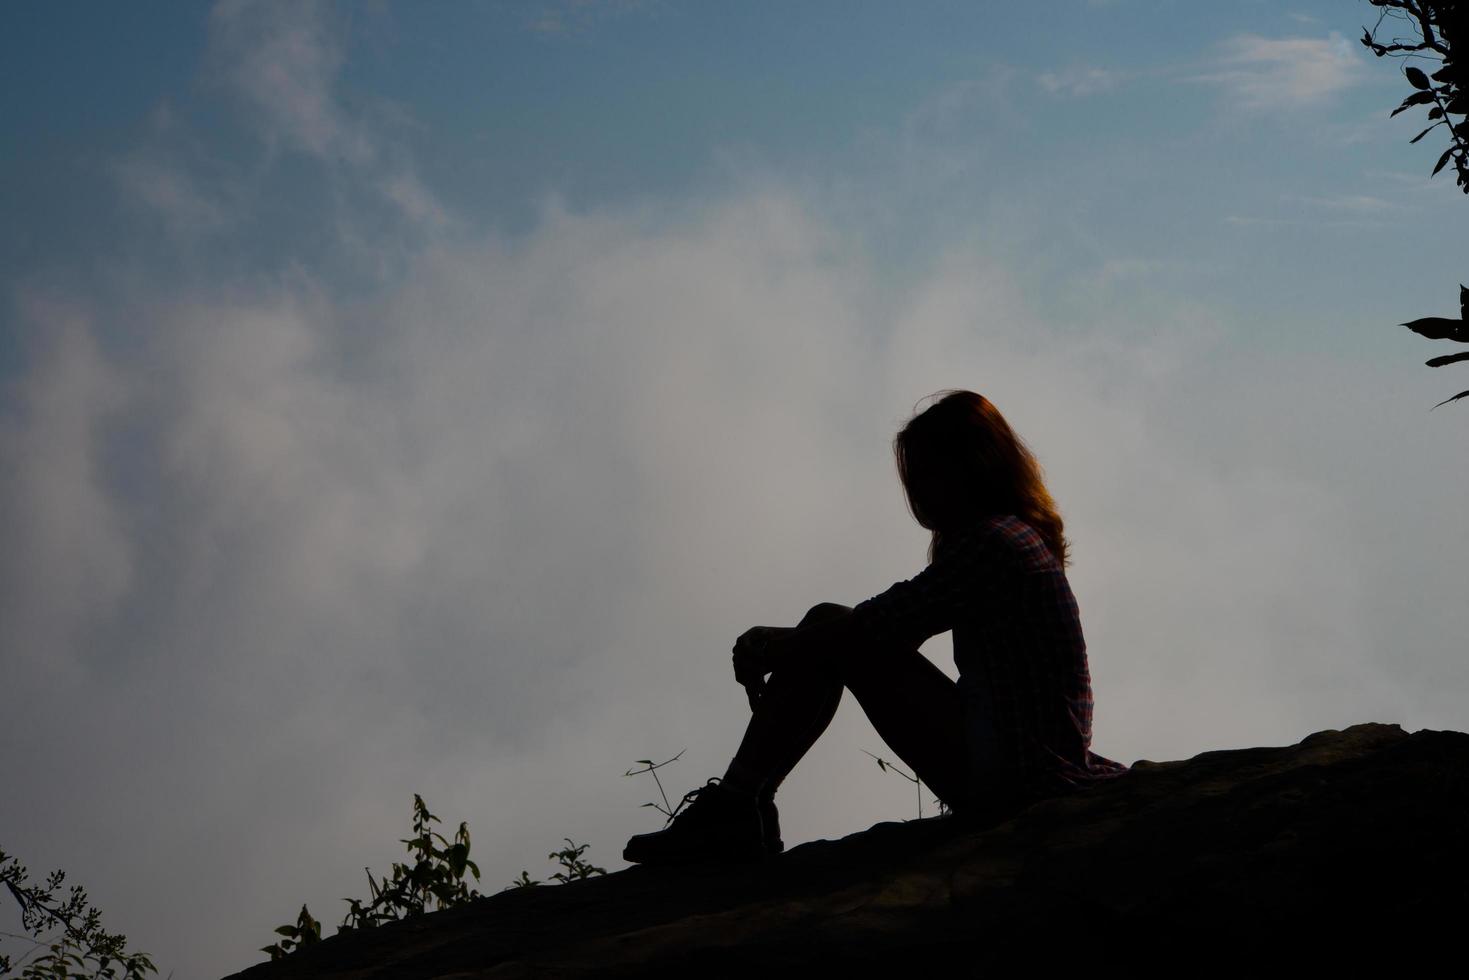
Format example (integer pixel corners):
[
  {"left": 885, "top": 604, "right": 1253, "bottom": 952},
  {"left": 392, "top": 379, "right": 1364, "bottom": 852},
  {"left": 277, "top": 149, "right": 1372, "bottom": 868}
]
[
  {"left": 1406, "top": 66, "right": 1431, "bottom": 90},
  {"left": 1433, "top": 147, "right": 1455, "bottom": 176},
  {"left": 1430, "top": 389, "right": 1469, "bottom": 409},
  {"left": 1402, "top": 317, "right": 1469, "bottom": 342},
  {"left": 1392, "top": 90, "right": 1436, "bottom": 115}
]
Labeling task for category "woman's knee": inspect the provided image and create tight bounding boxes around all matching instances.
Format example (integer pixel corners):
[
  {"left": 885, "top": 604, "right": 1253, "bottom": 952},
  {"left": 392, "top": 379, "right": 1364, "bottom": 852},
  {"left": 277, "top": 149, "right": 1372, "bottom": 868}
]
[{"left": 798, "top": 602, "right": 852, "bottom": 627}]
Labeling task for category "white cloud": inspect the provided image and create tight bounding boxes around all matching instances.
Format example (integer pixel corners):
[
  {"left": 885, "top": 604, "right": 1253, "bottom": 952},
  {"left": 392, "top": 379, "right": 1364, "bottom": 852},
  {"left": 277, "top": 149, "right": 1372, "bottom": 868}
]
[
  {"left": 6, "top": 7, "right": 1469, "bottom": 980},
  {"left": 378, "top": 172, "right": 451, "bottom": 231},
  {"left": 525, "top": 0, "right": 655, "bottom": 36},
  {"left": 114, "top": 153, "right": 234, "bottom": 236},
  {"left": 1223, "top": 190, "right": 1406, "bottom": 227},
  {"left": 210, "top": 0, "right": 364, "bottom": 163},
  {"left": 0, "top": 304, "right": 132, "bottom": 676},
  {"left": 8, "top": 184, "right": 1464, "bottom": 976},
  {"left": 890, "top": 68, "right": 1021, "bottom": 189},
  {"left": 1195, "top": 32, "right": 1364, "bottom": 110},
  {"left": 1286, "top": 193, "right": 1398, "bottom": 212},
  {"left": 1038, "top": 67, "right": 1121, "bottom": 98},
  {"left": 207, "top": 0, "right": 446, "bottom": 233}
]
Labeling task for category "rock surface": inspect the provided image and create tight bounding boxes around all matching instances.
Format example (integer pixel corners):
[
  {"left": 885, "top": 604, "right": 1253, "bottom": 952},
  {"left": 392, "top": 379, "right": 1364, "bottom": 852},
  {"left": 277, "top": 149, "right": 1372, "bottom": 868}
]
[{"left": 224, "top": 723, "right": 1469, "bottom": 977}]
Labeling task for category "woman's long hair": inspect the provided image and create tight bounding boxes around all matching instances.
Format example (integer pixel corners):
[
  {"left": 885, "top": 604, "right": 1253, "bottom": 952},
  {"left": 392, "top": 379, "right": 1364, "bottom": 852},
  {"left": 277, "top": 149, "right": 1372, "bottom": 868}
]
[{"left": 895, "top": 390, "right": 1070, "bottom": 567}]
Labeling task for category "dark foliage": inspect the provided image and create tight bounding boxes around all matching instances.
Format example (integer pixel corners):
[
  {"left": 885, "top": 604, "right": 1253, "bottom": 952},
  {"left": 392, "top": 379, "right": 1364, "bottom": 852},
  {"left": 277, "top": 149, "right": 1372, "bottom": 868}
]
[
  {"left": 0, "top": 850, "right": 156, "bottom": 979},
  {"left": 1398, "top": 284, "right": 1469, "bottom": 408},
  {"left": 1363, "top": 1, "right": 1469, "bottom": 190},
  {"left": 262, "top": 795, "right": 482, "bottom": 961},
  {"left": 1362, "top": 2, "right": 1469, "bottom": 408}
]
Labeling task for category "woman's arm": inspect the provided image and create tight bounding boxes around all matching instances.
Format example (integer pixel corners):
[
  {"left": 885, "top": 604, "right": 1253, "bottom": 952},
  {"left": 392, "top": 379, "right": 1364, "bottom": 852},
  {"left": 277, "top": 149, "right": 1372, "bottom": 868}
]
[
  {"left": 733, "top": 520, "right": 1005, "bottom": 702},
  {"left": 766, "top": 608, "right": 871, "bottom": 668},
  {"left": 734, "top": 609, "right": 880, "bottom": 705}
]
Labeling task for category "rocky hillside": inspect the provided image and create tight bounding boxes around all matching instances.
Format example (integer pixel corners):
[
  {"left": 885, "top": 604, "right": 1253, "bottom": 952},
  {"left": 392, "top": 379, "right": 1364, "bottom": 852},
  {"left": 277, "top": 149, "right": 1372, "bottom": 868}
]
[{"left": 224, "top": 723, "right": 1468, "bottom": 977}]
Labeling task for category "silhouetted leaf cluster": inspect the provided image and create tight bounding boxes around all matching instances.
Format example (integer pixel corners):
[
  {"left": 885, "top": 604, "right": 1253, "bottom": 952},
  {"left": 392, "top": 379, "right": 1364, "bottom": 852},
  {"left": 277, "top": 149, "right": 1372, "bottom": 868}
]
[
  {"left": 262, "top": 794, "right": 482, "bottom": 961},
  {"left": 506, "top": 840, "right": 608, "bottom": 889},
  {"left": 260, "top": 906, "right": 320, "bottom": 961},
  {"left": 1363, "top": 1, "right": 1469, "bottom": 191},
  {"left": 546, "top": 841, "right": 607, "bottom": 884},
  {"left": 259, "top": 792, "right": 607, "bottom": 957},
  {"left": 1362, "top": 3, "right": 1469, "bottom": 408},
  {"left": 1399, "top": 284, "right": 1469, "bottom": 407},
  {"left": 0, "top": 849, "right": 157, "bottom": 979}
]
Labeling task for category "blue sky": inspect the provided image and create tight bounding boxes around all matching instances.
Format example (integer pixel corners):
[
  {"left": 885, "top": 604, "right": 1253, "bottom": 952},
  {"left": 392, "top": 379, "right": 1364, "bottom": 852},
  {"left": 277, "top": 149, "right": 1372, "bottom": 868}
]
[
  {"left": 3, "top": 2, "right": 1468, "bottom": 977},
  {"left": 4, "top": 0, "right": 1462, "bottom": 330}
]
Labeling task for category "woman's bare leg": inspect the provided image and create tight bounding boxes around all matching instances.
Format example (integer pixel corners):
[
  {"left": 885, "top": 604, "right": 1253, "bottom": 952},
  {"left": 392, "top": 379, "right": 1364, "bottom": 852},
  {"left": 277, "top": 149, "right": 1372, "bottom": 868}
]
[
  {"left": 726, "top": 643, "right": 844, "bottom": 800},
  {"left": 727, "top": 603, "right": 970, "bottom": 810},
  {"left": 624, "top": 604, "right": 972, "bottom": 864}
]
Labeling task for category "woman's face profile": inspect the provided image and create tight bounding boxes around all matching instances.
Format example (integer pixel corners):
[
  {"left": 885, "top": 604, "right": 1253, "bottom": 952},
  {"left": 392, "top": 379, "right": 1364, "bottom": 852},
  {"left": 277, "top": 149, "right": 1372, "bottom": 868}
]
[{"left": 903, "top": 456, "right": 964, "bottom": 531}]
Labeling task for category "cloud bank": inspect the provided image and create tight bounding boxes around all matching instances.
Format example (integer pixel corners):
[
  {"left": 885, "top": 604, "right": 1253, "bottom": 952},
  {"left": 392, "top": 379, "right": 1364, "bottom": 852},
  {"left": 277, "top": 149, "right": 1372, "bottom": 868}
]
[
  {"left": 1196, "top": 32, "right": 1365, "bottom": 110},
  {"left": 3, "top": 5, "right": 1466, "bottom": 978}
]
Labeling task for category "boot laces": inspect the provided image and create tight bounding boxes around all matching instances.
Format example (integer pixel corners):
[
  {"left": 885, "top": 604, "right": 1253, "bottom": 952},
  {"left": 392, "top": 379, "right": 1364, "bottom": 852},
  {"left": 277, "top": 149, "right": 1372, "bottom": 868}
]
[{"left": 667, "top": 778, "right": 724, "bottom": 826}]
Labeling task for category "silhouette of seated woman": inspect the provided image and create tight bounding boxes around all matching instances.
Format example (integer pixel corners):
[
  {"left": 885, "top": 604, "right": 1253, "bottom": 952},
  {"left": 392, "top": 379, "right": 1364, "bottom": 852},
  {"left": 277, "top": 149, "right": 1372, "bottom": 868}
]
[{"left": 623, "top": 389, "right": 1126, "bottom": 865}]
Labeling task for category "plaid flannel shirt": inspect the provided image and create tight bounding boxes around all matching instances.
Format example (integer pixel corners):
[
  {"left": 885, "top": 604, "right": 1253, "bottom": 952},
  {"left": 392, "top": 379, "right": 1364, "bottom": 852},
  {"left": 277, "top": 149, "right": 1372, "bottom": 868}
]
[{"left": 850, "top": 513, "right": 1127, "bottom": 800}]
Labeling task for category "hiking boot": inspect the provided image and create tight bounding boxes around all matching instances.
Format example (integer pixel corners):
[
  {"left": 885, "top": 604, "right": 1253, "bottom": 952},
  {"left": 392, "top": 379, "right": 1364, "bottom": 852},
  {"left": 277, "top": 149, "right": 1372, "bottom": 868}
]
[{"left": 623, "top": 779, "right": 765, "bottom": 865}]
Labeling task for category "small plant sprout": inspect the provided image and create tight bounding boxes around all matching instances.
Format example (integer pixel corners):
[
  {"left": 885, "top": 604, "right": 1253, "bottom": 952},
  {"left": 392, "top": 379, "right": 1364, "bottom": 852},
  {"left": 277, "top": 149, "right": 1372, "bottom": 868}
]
[
  {"left": 548, "top": 840, "right": 606, "bottom": 883},
  {"left": 862, "top": 750, "right": 946, "bottom": 820},
  {"left": 261, "top": 905, "right": 321, "bottom": 961},
  {"left": 623, "top": 751, "right": 687, "bottom": 824},
  {"left": 506, "top": 841, "right": 605, "bottom": 890}
]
